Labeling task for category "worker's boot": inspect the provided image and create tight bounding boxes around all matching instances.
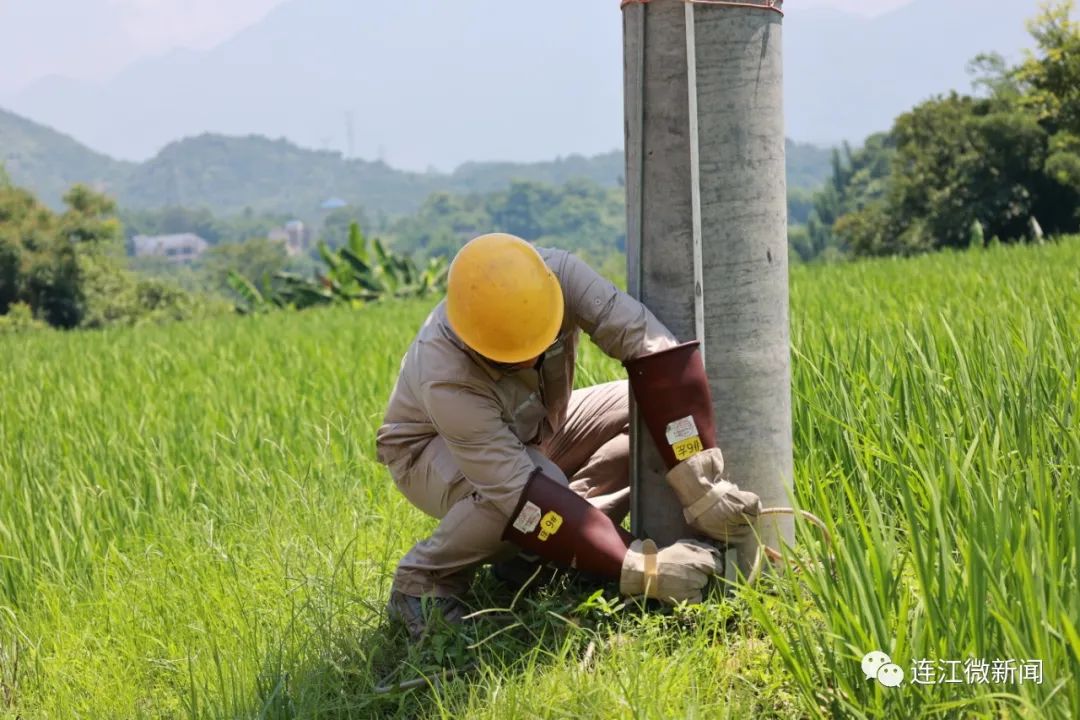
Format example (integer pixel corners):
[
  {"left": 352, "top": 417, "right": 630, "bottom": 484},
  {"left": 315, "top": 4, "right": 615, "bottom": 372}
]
[
  {"left": 386, "top": 589, "right": 469, "bottom": 642},
  {"left": 490, "top": 552, "right": 564, "bottom": 591}
]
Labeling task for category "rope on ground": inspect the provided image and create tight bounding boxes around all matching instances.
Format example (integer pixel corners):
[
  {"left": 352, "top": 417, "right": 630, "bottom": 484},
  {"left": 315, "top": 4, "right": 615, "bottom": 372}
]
[
  {"left": 373, "top": 662, "right": 478, "bottom": 695},
  {"left": 374, "top": 506, "right": 829, "bottom": 694},
  {"left": 745, "top": 507, "right": 833, "bottom": 587}
]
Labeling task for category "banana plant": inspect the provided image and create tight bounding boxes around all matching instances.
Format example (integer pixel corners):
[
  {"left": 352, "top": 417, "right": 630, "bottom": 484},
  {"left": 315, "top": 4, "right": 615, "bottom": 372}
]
[
  {"left": 229, "top": 222, "right": 447, "bottom": 313},
  {"left": 226, "top": 270, "right": 268, "bottom": 314}
]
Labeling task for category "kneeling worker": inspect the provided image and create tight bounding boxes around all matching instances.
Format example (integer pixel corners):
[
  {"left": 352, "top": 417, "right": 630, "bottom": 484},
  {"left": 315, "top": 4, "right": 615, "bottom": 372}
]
[{"left": 376, "top": 233, "right": 761, "bottom": 638}]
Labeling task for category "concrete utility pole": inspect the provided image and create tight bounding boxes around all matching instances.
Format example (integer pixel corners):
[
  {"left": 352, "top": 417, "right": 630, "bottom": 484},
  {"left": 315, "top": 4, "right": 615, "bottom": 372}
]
[{"left": 623, "top": 0, "right": 794, "bottom": 573}]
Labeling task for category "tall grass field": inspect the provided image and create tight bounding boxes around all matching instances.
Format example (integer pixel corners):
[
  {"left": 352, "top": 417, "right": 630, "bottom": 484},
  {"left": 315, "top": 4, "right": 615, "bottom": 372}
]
[{"left": 2, "top": 239, "right": 1078, "bottom": 718}]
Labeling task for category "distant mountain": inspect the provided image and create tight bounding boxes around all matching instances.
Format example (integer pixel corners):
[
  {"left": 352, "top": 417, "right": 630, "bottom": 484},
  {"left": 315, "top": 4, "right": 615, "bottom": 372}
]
[
  {"left": 0, "top": 107, "right": 132, "bottom": 208},
  {"left": 120, "top": 135, "right": 628, "bottom": 216},
  {"left": 1, "top": 108, "right": 832, "bottom": 218},
  {"left": 3, "top": 0, "right": 623, "bottom": 172},
  {"left": 0, "top": 0, "right": 1044, "bottom": 171}
]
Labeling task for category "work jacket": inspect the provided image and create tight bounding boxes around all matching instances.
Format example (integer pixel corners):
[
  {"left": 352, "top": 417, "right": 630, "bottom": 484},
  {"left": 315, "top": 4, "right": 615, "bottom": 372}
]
[{"left": 375, "top": 246, "right": 677, "bottom": 517}]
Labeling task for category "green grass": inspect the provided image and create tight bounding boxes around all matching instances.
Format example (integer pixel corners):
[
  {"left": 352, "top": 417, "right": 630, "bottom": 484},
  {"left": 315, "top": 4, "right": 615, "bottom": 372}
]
[{"left": 1, "top": 239, "right": 1078, "bottom": 718}]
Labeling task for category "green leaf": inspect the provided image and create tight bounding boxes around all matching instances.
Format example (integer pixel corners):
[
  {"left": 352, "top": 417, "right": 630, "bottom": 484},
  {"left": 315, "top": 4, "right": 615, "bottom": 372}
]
[
  {"left": 339, "top": 247, "right": 372, "bottom": 276},
  {"left": 225, "top": 270, "right": 265, "bottom": 312}
]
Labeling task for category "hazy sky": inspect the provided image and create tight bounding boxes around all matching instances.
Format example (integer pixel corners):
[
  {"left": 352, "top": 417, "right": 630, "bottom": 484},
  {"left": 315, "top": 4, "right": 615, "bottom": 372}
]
[
  {"left": 0, "top": 0, "right": 284, "bottom": 93},
  {"left": 0, "top": 0, "right": 915, "bottom": 94}
]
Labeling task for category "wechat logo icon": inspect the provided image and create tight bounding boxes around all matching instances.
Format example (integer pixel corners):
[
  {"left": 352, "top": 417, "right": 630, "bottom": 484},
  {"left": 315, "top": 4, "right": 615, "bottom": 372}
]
[{"left": 862, "top": 650, "right": 905, "bottom": 688}]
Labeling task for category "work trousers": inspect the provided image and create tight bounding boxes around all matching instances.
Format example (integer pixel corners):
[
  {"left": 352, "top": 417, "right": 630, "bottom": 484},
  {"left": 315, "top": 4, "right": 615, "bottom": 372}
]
[{"left": 392, "top": 380, "right": 630, "bottom": 597}]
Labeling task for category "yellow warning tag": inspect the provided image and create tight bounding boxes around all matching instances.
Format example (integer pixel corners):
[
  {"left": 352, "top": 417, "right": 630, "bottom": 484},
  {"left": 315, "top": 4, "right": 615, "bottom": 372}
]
[
  {"left": 538, "top": 511, "right": 564, "bottom": 541},
  {"left": 672, "top": 436, "right": 703, "bottom": 461}
]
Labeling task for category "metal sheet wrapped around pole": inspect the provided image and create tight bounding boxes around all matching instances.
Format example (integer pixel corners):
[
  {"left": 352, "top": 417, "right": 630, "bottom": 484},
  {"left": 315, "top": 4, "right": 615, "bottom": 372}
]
[{"left": 623, "top": 0, "right": 794, "bottom": 574}]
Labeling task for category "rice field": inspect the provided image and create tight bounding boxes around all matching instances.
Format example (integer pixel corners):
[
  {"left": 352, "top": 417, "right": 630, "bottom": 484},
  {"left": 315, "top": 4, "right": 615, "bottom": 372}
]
[{"left": 1, "top": 238, "right": 1078, "bottom": 718}]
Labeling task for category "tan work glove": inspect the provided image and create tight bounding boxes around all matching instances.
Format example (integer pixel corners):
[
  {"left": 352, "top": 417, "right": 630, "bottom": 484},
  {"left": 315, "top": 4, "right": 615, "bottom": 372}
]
[
  {"left": 666, "top": 447, "right": 762, "bottom": 543},
  {"left": 619, "top": 538, "right": 722, "bottom": 604}
]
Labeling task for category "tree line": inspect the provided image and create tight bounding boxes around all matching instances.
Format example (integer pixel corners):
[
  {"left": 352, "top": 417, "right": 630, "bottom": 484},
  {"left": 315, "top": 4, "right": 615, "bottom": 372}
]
[
  {"left": 791, "top": 1, "right": 1080, "bottom": 260},
  {"left": 4, "top": 2, "right": 1076, "bottom": 330},
  {"left": 0, "top": 176, "right": 211, "bottom": 332}
]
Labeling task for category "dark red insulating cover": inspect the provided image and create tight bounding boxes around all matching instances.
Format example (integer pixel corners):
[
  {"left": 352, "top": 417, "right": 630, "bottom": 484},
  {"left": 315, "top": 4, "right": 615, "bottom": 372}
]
[
  {"left": 623, "top": 340, "right": 717, "bottom": 469},
  {"left": 502, "top": 469, "right": 634, "bottom": 579}
]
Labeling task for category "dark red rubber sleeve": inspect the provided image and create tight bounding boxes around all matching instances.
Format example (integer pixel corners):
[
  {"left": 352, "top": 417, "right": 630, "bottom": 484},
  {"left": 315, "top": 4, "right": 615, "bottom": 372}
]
[{"left": 502, "top": 468, "right": 633, "bottom": 578}]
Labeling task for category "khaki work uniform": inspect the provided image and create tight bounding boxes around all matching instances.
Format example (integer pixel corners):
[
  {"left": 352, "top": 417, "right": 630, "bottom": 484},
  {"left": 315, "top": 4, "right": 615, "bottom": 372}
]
[{"left": 376, "top": 247, "right": 677, "bottom": 597}]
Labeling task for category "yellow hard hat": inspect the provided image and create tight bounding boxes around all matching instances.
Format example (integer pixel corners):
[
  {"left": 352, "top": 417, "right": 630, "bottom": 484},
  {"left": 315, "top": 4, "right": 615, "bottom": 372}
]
[{"left": 446, "top": 233, "right": 564, "bottom": 363}]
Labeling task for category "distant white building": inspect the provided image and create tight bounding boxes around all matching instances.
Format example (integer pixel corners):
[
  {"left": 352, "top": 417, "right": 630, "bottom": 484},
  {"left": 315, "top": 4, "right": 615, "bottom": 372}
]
[
  {"left": 269, "top": 220, "right": 310, "bottom": 257},
  {"left": 131, "top": 233, "right": 209, "bottom": 264}
]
